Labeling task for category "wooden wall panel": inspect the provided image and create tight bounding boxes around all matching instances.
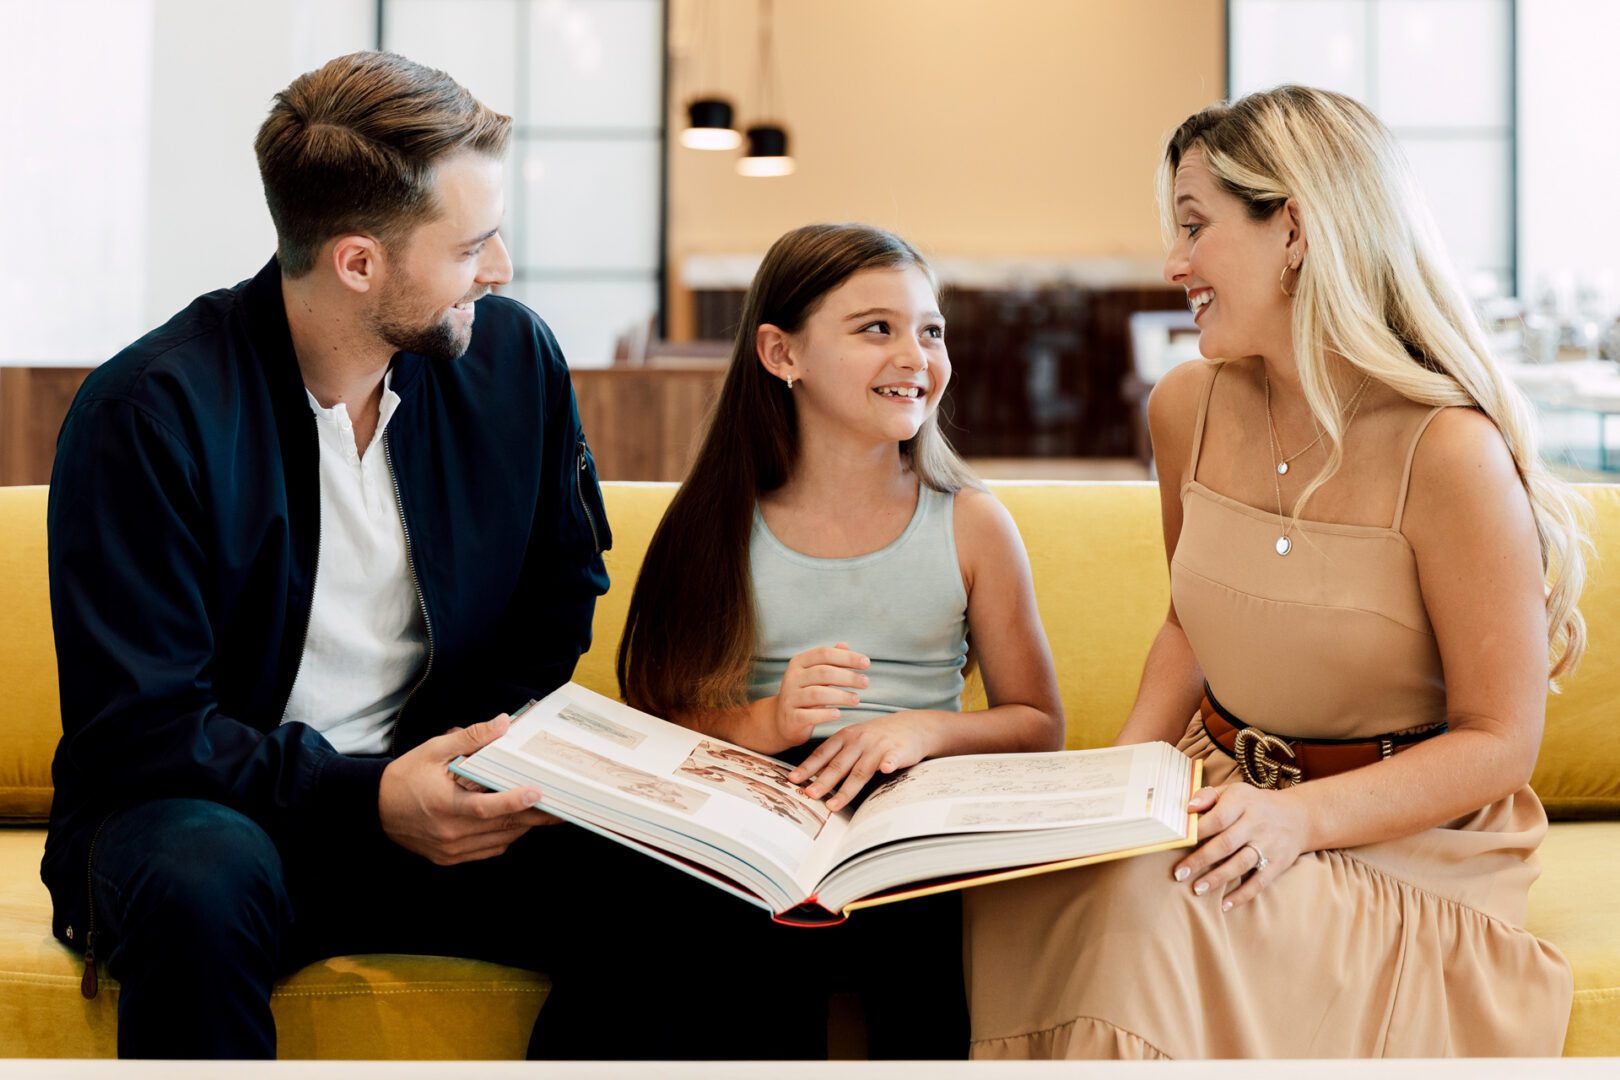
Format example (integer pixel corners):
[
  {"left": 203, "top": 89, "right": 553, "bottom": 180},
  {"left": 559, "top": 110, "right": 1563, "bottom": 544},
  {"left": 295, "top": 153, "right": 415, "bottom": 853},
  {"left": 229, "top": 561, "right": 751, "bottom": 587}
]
[
  {"left": 1, "top": 365, "right": 726, "bottom": 488},
  {"left": 0, "top": 368, "right": 92, "bottom": 486},
  {"left": 570, "top": 366, "right": 727, "bottom": 482}
]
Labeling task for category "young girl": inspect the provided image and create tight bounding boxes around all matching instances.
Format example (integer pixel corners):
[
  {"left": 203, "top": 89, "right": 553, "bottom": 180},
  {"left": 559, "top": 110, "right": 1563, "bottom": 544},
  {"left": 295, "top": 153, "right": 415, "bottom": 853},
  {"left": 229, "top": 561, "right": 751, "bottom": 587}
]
[{"left": 618, "top": 223, "right": 1063, "bottom": 1057}]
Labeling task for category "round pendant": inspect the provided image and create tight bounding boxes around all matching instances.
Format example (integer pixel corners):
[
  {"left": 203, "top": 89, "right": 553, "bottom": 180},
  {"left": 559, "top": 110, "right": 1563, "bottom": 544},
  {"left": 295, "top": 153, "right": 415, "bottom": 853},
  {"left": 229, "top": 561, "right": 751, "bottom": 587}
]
[
  {"left": 1275, "top": 535, "right": 1292, "bottom": 556},
  {"left": 1277, "top": 461, "right": 1289, "bottom": 475}
]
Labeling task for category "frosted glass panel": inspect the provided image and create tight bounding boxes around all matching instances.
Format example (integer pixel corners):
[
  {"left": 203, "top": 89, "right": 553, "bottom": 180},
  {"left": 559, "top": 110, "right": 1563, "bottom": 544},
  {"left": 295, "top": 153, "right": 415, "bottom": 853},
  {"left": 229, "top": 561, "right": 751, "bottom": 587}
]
[
  {"left": 528, "top": 0, "right": 662, "bottom": 128},
  {"left": 1230, "top": 1, "right": 1369, "bottom": 101},
  {"left": 1400, "top": 136, "right": 1511, "bottom": 283},
  {"left": 1377, "top": 0, "right": 1510, "bottom": 128},
  {"left": 0, "top": 0, "right": 153, "bottom": 361},
  {"left": 522, "top": 139, "right": 661, "bottom": 270},
  {"left": 385, "top": 0, "right": 519, "bottom": 116},
  {"left": 503, "top": 279, "right": 659, "bottom": 368}
]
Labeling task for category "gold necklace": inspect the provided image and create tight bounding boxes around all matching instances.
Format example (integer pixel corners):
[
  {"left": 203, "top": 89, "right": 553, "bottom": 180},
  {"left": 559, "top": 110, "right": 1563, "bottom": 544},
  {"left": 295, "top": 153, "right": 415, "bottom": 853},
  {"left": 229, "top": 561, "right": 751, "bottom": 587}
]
[
  {"left": 1267, "top": 373, "right": 1372, "bottom": 476},
  {"left": 1263, "top": 373, "right": 1372, "bottom": 557}
]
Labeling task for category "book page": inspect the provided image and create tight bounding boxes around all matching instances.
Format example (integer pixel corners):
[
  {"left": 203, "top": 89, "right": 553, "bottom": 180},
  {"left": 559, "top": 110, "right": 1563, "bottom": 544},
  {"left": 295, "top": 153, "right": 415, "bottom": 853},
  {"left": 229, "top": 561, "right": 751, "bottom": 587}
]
[
  {"left": 829, "top": 745, "right": 1177, "bottom": 863},
  {"left": 468, "top": 685, "right": 851, "bottom": 893}
]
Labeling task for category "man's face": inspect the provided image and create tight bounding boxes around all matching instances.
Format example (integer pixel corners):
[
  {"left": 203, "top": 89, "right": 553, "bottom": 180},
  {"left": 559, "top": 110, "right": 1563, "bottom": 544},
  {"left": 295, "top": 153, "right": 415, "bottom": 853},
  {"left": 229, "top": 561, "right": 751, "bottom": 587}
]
[{"left": 368, "top": 151, "right": 513, "bottom": 362}]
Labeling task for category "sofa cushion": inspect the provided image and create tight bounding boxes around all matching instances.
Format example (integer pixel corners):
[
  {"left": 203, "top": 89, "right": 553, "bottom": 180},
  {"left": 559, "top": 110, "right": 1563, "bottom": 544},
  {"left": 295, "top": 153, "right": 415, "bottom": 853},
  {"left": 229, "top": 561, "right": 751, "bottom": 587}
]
[
  {"left": 1525, "top": 820, "right": 1620, "bottom": 1056},
  {"left": 957, "top": 482, "right": 1171, "bottom": 749},
  {"left": 0, "top": 487, "right": 56, "bottom": 822},
  {"left": 3, "top": 479, "right": 1617, "bottom": 1058},
  {"left": 0, "top": 827, "right": 547, "bottom": 1059},
  {"left": 583, "top": 480, "right": 1620, "bottom": 816},
  {"left": 1533, "top": 486, "right": 1620, "bottom": 817},
  {"left": 2, "top": 818, "right": 1611, "bottom": 1056},
  {"left": 16, "top": 480, "right": 1620, "bottom": 822}
]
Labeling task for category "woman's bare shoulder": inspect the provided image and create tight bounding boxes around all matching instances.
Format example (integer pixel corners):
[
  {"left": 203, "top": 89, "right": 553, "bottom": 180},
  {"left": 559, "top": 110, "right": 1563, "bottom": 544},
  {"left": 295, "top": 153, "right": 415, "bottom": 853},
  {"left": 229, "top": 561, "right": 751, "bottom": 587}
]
[
  {"left": 1403, "top": 406, "right": 1531, "bottom": 540},
  {"left": 1148, "top": 358, "right": 1221, "bottom": 431}
]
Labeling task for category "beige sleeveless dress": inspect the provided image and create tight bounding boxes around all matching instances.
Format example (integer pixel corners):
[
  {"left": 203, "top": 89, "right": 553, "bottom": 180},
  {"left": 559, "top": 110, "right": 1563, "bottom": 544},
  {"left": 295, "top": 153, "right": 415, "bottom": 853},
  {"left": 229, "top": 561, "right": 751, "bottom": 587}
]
[{"left": 963, "top": 362, "right": 1573, "bottom": 1058}]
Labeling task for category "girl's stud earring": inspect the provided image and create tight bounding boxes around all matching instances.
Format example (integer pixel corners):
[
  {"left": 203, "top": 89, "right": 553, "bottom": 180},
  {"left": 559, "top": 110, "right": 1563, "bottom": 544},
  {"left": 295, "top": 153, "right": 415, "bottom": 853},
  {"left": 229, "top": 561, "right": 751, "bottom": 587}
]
[{"left": 785, "top": 375, "right": 794, "bottom": 390}]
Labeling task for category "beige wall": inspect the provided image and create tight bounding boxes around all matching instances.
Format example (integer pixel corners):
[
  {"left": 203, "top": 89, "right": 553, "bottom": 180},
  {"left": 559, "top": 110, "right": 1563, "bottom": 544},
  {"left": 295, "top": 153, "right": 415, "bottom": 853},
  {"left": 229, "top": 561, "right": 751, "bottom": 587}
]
[{"left": 668, "top": 0, "right": 1226, "bottom": 280}]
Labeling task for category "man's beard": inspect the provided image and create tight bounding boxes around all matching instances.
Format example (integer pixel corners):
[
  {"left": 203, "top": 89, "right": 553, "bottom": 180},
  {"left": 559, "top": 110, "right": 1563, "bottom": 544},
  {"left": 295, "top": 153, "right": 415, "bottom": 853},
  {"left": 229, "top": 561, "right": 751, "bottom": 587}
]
[{"left": 368, "top": 283, "right": 473, "bottom": 363}]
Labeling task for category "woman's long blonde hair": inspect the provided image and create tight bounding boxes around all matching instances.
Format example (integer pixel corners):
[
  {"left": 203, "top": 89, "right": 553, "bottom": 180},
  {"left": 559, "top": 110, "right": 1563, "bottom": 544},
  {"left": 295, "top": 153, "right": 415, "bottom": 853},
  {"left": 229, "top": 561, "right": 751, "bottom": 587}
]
[{"left": 1160, "top": 86, "right": 1587, "bottom": 680}]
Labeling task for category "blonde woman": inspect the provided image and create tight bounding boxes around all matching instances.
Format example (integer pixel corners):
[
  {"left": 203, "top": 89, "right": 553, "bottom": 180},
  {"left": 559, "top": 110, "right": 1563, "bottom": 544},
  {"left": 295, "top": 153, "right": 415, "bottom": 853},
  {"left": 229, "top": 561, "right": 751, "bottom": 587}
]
[{"left": 965, "top": 86, "right": 1584, "bottom": 1059}]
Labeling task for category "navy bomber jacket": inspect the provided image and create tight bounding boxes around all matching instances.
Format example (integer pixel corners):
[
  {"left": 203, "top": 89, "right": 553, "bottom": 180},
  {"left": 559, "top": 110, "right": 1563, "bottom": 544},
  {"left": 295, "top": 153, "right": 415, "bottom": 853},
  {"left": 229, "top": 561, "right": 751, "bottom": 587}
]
[{"left": 41, "top": 257, "right": 612, "bottom": 947}]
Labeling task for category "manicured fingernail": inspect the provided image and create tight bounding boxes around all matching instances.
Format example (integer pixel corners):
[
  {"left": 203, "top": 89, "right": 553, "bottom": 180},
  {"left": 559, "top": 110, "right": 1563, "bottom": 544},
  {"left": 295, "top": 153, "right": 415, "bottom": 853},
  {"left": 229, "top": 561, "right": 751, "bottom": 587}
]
[
  {"left": 1194, "top": 881, "right": 1209, "bottom": 896},
  {"left": 1174, "top": 867, "right": 1190, "bottom": 882},
  {"left": 1221, "top": 900, "right": 1233, "bottom": 912}
]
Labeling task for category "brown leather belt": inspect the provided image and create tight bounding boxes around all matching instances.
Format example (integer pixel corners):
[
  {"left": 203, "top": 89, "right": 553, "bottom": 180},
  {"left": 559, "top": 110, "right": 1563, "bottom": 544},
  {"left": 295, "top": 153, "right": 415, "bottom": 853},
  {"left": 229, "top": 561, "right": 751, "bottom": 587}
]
[{"left": 1199, "top": 684, "right": 1446, "bottom": 789}]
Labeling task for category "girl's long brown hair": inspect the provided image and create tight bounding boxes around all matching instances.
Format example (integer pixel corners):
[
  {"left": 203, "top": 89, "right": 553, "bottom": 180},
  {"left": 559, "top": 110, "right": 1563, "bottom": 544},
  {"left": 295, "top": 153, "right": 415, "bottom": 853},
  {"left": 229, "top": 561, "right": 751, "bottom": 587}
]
[{"left": 618, "top": 223, "right": 979, "bottom": 716}]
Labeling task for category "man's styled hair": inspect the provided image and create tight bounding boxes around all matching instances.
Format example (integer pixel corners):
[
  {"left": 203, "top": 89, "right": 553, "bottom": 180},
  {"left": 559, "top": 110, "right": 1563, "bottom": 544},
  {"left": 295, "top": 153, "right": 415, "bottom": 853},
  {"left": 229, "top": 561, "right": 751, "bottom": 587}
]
[{"left": 254, "top": 51, "right": 512, "bottom": 277}]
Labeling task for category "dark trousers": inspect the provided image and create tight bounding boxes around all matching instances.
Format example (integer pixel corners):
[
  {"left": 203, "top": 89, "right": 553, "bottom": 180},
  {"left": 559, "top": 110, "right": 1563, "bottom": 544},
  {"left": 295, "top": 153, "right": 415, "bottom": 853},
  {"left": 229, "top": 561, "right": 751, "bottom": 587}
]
[
  {"left": 764, "top": 890, "right": 969, "bottom": 1059},
  {"left": 87, "top": 798, "right": 824, "bottom": 1060},
  {"left": 766, "top": 742, "right": 970, "bottom": 1060}
]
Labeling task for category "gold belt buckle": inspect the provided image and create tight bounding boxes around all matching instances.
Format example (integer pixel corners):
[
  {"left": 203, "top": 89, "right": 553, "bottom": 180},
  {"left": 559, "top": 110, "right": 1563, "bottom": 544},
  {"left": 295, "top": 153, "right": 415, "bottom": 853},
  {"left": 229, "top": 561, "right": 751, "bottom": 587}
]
[{"left": 1232, "top": 727, "right": 1303, "bottom": 789}]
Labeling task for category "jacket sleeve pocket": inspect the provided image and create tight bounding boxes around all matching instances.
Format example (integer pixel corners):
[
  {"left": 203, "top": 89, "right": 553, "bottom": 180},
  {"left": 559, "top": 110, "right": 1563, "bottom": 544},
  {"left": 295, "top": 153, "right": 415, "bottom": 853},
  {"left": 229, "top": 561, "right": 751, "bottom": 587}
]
[{"left": 573, "top": 436, "right": 612, "bottom": 554}]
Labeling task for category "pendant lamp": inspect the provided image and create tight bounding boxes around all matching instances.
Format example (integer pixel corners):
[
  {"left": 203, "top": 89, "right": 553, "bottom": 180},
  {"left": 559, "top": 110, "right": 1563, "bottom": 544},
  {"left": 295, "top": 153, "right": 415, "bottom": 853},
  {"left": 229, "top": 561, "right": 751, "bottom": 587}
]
[
  {"left": 737, "top": 124, "right": 794, "bottom": 176},
  {"left": 736, "top": 0, "right": 794, "bottom": 177},
  {"left": 681, "top": 97, "right": 742, "bottom": 150}
]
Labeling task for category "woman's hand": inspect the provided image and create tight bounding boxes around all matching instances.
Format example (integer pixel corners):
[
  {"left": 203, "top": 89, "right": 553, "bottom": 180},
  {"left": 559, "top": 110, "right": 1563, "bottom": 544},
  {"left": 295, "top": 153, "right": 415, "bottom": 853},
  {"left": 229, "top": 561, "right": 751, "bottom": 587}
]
[
  {"left": 788, "top": 712, "right": 937, "bottom": 811},
  {"left": 1172, "top": 783, "right": 1310, "bottom": 911},
  {"left": 772, "top": 643, "right": 870, "bottom": 750}
]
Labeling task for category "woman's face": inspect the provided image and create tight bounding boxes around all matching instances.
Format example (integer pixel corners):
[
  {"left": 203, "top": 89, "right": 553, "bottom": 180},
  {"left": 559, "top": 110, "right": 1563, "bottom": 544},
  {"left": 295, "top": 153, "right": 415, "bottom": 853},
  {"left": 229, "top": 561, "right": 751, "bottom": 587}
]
[
  {"left": 1164, "top": 149, "right": 1296, "bottom": 362},
  {"left": 777, "top": 265, "right": 950, "bottom": 446}
]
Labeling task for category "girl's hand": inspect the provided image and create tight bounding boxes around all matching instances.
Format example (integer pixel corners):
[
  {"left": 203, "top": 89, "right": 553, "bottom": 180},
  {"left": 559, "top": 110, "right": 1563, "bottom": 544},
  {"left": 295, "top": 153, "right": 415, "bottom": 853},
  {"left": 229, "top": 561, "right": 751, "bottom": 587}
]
[
  {"left": 788, "top": 713, "right": 936, "bottom": 811},
  {"left": 1172, "top": 783, "right": 1309, "bottom": 911},
  {"left": 773, "top": 643, "right": 870, "bottom": 749}
]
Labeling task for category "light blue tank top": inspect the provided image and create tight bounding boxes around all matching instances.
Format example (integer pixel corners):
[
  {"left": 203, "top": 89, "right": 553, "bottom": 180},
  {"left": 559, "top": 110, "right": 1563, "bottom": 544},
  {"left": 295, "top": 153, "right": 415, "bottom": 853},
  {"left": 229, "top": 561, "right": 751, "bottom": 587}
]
[{"left": 747, "top": 485, "right": 970, "bottom": 738}]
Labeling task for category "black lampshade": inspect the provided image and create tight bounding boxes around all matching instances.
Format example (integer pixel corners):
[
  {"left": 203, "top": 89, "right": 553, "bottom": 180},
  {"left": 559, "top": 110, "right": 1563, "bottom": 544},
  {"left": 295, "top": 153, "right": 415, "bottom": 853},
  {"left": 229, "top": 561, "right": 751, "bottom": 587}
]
[
  {"left": 737, "top": 124, "right": 794, "bottom": 176},
  {"left": 681, "top": 97, "right": 741, "bottom": 150}
]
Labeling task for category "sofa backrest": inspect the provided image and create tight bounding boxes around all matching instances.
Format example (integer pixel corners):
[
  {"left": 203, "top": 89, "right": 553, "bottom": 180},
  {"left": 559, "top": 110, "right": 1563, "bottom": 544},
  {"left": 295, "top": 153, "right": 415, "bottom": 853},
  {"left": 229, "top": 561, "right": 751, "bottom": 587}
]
[
  {"left": 0, "top": 487, "right": 60, "bottom": 821},
  {"left": 4, "top": 480, "right": 1616, "bottom": 821}
]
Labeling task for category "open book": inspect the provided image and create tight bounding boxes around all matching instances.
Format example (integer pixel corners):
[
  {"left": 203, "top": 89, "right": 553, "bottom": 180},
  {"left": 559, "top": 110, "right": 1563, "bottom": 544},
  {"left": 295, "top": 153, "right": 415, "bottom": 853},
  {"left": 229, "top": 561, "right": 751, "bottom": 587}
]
[{"left": 452, "top": 683, "right": 1201, "bottom": 926}]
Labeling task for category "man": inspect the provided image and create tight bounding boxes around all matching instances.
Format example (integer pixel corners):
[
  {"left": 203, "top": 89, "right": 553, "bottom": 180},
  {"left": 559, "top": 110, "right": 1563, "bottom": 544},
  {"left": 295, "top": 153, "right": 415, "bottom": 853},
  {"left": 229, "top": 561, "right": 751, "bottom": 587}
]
[{"left": 41, "top": 51, "right": 782, "bottom": 1060}]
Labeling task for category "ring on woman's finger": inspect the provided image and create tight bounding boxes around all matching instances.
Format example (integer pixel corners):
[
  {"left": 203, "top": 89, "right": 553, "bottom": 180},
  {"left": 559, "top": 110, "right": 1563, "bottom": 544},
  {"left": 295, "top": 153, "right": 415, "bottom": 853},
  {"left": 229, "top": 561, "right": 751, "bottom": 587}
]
[{"left": 1242, "top": 842, "right": 1269, "bottom": 871}]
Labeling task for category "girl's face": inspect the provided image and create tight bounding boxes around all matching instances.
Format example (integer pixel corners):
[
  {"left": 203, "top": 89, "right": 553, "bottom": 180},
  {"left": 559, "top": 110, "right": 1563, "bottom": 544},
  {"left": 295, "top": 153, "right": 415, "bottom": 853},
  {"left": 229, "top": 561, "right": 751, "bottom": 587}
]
[
  {"left": 772, "top": 264, "right": 949, "bottom": 446},
  {"left": 1164, "top": 149, "right": 1297, "bottom": 362}
]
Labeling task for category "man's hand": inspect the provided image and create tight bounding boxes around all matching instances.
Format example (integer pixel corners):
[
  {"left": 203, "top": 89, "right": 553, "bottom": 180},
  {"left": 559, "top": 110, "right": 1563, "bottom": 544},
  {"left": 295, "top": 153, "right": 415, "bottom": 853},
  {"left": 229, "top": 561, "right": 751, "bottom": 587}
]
[{"left": 379, "top": 713, "right": 560, "bottom": 865}]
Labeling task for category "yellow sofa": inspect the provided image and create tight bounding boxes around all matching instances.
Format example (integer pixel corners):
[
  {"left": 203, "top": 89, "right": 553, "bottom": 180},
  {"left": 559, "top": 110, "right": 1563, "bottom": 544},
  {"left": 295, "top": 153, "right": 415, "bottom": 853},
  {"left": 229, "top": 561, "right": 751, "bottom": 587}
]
[{"left": 2, "top": 481, "right": 1616, "bottom": 1058}]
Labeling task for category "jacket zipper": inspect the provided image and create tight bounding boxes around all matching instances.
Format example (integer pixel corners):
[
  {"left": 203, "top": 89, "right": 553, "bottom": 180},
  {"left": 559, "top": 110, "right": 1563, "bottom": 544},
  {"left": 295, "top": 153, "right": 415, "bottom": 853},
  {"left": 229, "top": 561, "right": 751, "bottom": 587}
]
[
  {"left": 279, "top": 413, "right": 323, "bottom": 724},
  {"left": 385, "top": 430, "right": 435, "bottom": 754},
  {"left": 576, "top": 441, "right": 602, "bottom": 553},
  {"left": 77, "top": 812, "right": 115, "bottom": 999}
]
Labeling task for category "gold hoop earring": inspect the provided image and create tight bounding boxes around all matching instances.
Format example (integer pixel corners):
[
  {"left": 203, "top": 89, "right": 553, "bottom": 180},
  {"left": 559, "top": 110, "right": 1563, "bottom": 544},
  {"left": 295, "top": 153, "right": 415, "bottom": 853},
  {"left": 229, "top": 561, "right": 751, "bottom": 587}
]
[{"left": 1279, "top": 257, "right": 1301, "bottom": 299}]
